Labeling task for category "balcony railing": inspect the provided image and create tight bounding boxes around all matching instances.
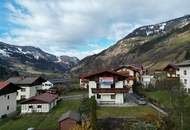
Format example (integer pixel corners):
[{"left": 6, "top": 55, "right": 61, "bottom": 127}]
[{"left": 92, "top": 87, "right": 129, "bottom": 93}]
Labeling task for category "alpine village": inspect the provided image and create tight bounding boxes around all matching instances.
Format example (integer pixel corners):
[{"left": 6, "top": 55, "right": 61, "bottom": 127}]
[{"left": 1, "top": 3, "right": 190, "bottom": 130}]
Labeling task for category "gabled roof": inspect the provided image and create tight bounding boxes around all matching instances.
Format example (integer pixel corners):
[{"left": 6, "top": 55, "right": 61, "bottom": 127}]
[
  {"left": 7, "top": 76, "right": 46, "bottom": 86},
  {"left": 176, "top": 60, "right": 190, "bottom": 67},
  {"left": 58, "top": 111, "right": 81, "bottom": 122},
  {"left": 21, "top": 93, "right": 58, "bottom": 104},
  {"left": 80, "top": 69, "right": 128, "bottom": 79},
  {"left": 0, "top": 82, "right": 20, "bottom": 95},
  {"left": 163, "top": 64, "right": 179, "bottom": 71},
  {"left": 0, "top": 82, "right": 10, "bottom": 89}
]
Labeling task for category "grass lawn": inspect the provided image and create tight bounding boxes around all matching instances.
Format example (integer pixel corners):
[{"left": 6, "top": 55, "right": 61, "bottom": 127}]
[
  {"left": 64, "top": 89, "right": 88, "bottom": 96},
  {"left": 143, "top": 90, "right": 172, "bottom": 108},
  {"left": 97, "top": 106, "right": 159, "bottom": 119},
  {"left": 0, "top": 100, "right": 81, "bottom": 130}
]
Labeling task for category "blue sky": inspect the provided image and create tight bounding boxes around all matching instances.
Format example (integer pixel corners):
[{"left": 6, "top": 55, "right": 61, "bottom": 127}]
[{"left": 0, "top": 0, "right": 190, "bottom": 59}]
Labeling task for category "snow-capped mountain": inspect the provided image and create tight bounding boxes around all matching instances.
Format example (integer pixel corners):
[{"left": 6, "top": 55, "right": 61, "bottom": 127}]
[
  {"left": 0, "top": 42, "right": 79, "bottom": 73},
  {"left": 126, "top": 15, "right": 190, "bottom": 38}
]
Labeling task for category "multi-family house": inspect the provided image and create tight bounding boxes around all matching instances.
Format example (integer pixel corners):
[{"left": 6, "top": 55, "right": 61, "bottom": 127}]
[
  {"left": 0, "top": 82, "right": 20, "bottom": 118},
  {"left": 82, "top": 70, "right": 130, "bottom": 104},
  {"left": 6, "top": 76, "right": 46, "bottom": 100},
  {"left": 176, "top": 60, "right": 190, "bottom": 93}
]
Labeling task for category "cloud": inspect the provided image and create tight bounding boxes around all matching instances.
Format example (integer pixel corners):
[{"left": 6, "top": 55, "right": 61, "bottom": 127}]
[{"left": 1, "top": 0, "right": 190, "bottom": 59}]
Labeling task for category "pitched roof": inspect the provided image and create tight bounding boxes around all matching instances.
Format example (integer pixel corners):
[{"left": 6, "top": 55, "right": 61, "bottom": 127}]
[
  {"left": 58, "top": 111, "right": 81, "bottom": 122},
  {"left": 0, "top": 82, "right": 10, "bottom": 89},
  {"left": 163, "top": 64, "right": 179, "bottom": 71},
  {"left": 80, "top": 69, "right": 128, "bottom": 79},
  {"left": 7, "top": 76, "right": 46, "bottom": 86},
  {"left": 176, "top": 60, "right": 190, "bottom": 67},
  {"left": 0, "top": 82, "right": 20, "bottom": 95},
  {"left": 21, "top": 93, "right": 58, "bottom": 104}
]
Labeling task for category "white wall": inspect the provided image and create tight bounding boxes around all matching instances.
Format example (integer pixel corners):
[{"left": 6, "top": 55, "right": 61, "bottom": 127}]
[
  {"left": 177, "top": 66, "right": 190, "bottom": 93},
  {"left": 21, "top": 100, "right": 57, "bottom": 113},
  {"left": 17, "top": 85, "right": 41, "bottom": 100},
  {"left": 42, "top": 81, "right": 53, "bottom": 90},
  {"left": 88, "top": 81, "right": 125, "bottom": 104},
  {"left": 141, "top": 75, "right": 154, "bottom": 86},
  {"left": 0, "top": 92, "right": 17, "bottom": 117}
]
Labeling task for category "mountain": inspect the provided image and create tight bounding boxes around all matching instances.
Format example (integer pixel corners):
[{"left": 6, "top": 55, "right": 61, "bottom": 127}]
[
  {"left": 71, "top": 15, "right": 190, "bottom": 74},
  {"left": 0, "top": 42, "right": 79, "bottom": 76}
]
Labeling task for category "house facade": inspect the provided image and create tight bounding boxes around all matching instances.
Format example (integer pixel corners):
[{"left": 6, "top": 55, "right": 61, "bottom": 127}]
[
  {"left": 114, "top": 65, "right": 144, "bottom": 92},
  {"left": 7, "top": 77, "right": 46, "bottom": 100},
  {"left": 141, "top": 75, "right": 154, "bottom": 87},
  {"left": 176, "top": 60, "right": 190, "bottom": 93},
  {"left": 42, "top": 81, "right": 54, "bottom": 90},
  {"left": 82, "top": 70, "right": 130, "bottom": 104},
  {"left": 0, "top": 82, "right": 20, "bottom": 118},
  {"left": 163, "top": 64, "right": 179, "bottom": 78},
  {"left": 20, "top": 93, "right": 58, "bottom": 113}
]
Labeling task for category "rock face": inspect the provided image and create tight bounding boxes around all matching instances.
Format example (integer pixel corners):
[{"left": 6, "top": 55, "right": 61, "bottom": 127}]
[
  {"left": 71, "top": 15, "right": 190, "bottom": 74},
  {"left": 0, "top": 42, "right": 80, "bottom": 75}
]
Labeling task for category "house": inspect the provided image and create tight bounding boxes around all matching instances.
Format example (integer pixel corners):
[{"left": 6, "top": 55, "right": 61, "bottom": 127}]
[
  {"left": 82, "top": 70, "right": 130, "bottom": 104},
  {"left": 20, "top": 92, "right": 58, "bottom": 113},
  {"left": 114, "top": 65, "right": 144, "bottom": 92},
  {"left": 79, "top": 74, "right": 90, "bottom": 89},
  {"left": 176, "top": 60, "right": 190, "bottom": 93},
  {"left": 42, "top": 81, "right": 54, "bottom": 90},
  {"left": 163, "top": 64, "right": 179, "bottom": 78},
  {"left": 0, "top": 82, "right": 20, "bottom": 118},
  {"left": 141, "top": 75, "right": 154, "bottom": 87},
  {"left": 58, "top": 111, "right": 81, "bottom": 130},
  {"left": 6, "top": 76, "right": 46, "bottom": 100},
  {"left": 42, "top": 78, "right": 66, "bottom": 90}
]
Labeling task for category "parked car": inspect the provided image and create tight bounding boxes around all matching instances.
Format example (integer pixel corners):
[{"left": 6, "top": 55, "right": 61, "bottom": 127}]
[{"left": 137, "top": 98, "right": 147, "bottom": 105}]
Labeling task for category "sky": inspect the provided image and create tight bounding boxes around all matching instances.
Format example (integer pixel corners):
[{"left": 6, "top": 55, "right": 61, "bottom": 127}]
[{"left": 0, "top": 0, "right": 190, "bottom": 59}]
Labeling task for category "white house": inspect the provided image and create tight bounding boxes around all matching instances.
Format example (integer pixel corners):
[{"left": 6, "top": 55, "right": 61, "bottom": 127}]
[
  {"left": 42, "top": 78, "right": 65, "bottom": 90},
  {"left": 20, "top": 92, "right": 58, "bottom": 113},
  {"left": 6, "top": 76, "right": 46, "bottom": 100},
  {"left": 82, "top": 70, "right": 130, "bottom": 104},
  {"left": 176, "top": 60, "right": 190, "bottom": 93},
  {"left": 42, "top": 81, "right": 53, "bottom": 90},
  {"left": 0, "top": 82, "right": 20, "bottom": 118},
  {"left": 141, "top": 75, "right": 154, "bottom": 87}
]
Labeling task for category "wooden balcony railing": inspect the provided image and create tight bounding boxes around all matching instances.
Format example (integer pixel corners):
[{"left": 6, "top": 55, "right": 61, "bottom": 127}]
[{"left": 92, "top": 87, "right": 129, "bottom": 93}]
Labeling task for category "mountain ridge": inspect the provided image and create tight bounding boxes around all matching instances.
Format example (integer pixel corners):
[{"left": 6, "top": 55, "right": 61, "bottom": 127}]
[{"left": 71, "top": 15, "right": 190, "bottom": 74}]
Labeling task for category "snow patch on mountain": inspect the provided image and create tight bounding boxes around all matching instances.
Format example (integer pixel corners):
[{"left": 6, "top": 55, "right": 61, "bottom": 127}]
[{"left": 0, "top": 49, "right": 10, "bottom": 57}]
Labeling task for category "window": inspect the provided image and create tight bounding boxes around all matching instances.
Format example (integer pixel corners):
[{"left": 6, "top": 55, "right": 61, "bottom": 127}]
[
  {"left": 29, "top": 105, "right": 33, "bottom": 109},
  {"left": 21, "top": 88, "right": 26, "bottom": 92},
  {"left": 21, "top": 95, "right": 26, "bottom": 99},
  {"left": 184, "top": 79, "right": 187, "bottom": 84},
  {"left": 111, "top": 95, "right": 116, "bottom": 99},
  {"left": 111, "top": 83, "right": 115, "bottom": 88},
  {"left": 37, "top": 105, "right": 42, "bottom": 108},
  {"left": 97, "top": 94, "right": 101, "bottom": 99},
  {"left": 7, "top": 105, "right": 9, "bottom": 110},
  {"left": 184, "top": 70, "right": 187, "bottom": 75},
  {"left": 7, "top": 95, "right": 9, "bottom": 100}
]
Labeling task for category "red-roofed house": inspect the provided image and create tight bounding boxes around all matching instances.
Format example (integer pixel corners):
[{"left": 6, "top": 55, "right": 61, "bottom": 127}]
[
  {"left": 82, "top": 70, "right": 130, "bottom": 104},
  {"left": 0, "top": 82, "right": 20, "bottom": 118},
  {"left": 20, "top": 93, "right": 58, "bottom": 113}
]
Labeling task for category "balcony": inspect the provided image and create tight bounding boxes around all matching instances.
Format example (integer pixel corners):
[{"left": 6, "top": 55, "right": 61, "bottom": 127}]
[{"left": 92, "top": 87, "right": 129, "bottom": 93}]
